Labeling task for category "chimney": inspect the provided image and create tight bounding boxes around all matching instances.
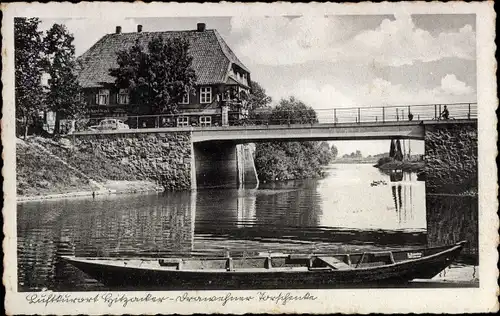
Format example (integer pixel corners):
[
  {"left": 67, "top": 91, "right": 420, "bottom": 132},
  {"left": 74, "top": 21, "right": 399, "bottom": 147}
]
[
  {"left": 137, "top": 25, "right": 143, "bottom": 33},
  {"left": 115, "top": 26, "right": 122, "bottom": 34},
  {"left": 197, "top": 23, "right": 206, "bottom": 32}
]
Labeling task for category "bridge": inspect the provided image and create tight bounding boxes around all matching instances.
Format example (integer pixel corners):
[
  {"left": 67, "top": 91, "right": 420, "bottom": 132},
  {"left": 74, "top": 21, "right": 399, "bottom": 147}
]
[
  {"left": 76, "top": 103, "right": 477, "bottom": 142},
  {"left": 71, "top": 103, "right": 478, "bottom": 190}
]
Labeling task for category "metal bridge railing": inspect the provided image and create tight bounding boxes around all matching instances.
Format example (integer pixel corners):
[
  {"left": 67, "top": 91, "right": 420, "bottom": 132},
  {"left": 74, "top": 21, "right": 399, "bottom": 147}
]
[{"left": 80, "top": 102, "right": 477, "bottom": 131}]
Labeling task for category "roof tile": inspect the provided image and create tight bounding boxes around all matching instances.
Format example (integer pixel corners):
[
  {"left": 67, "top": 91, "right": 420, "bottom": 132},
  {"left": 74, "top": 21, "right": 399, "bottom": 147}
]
[{"left": 76, "top": 29, "right": 248, "bottom": 88}]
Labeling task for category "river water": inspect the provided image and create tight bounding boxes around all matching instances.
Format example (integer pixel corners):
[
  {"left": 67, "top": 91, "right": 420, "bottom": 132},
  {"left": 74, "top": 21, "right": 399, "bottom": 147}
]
[{"left": 17, "top": 164, "right": 477, "bottom": 291}]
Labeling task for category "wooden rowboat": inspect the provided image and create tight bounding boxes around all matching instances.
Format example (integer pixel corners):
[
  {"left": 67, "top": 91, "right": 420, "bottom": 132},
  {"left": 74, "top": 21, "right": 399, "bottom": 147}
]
[{"left": 61, "top": 241, "right": 466, "bottom": 290}]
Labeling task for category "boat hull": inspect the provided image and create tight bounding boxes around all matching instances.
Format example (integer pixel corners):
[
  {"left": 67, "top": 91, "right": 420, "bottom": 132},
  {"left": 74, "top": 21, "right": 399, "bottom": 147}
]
[{"left": 63, "top": 243, "right": 464, "bottom": 290}]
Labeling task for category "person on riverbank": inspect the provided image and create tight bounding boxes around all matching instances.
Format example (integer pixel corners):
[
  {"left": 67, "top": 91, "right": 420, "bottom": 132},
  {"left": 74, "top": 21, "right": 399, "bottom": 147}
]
[{"left": 440, "top": 106, "right": 449, "bottom": 120}]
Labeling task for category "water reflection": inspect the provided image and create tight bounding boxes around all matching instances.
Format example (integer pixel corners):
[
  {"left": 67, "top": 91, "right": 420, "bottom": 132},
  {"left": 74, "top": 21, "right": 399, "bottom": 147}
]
[
  {"left": 426, "top": 194, "right": 478, "bottom": 264},
  {"left": 390, "top": 172, "right": 417, "bottom": 225},
  {"left": 18, "top": 164, "right": 430, "bottom": 291},
  {"left": 18, "top": 193, "right": 196, "bottom": 291}
]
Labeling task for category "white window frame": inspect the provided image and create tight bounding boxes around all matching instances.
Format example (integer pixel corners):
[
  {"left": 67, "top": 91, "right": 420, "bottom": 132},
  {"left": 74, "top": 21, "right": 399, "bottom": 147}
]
[
  {"left": 177, "top": 116, "right": 189, "bottom": 127},
  {"left": 96, "top": 89, "right": 110, "bottom": 105},
  {"left": 200, "top": 86, "right": 212, "bottom": 104},
  {"left": 118, "top": 89, "right": 130, "bottom": 105},
  {"left": 199, "top": 116, "right": 212, "bottom": 127}
]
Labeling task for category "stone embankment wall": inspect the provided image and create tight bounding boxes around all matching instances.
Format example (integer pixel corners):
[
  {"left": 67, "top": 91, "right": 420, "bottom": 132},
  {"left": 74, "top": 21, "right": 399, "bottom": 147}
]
[
  {"left": 73, "top": 132, "right": 193, "bottom": 190},
  {"left": 424, "top": 124, "right": 477, "bottom": 194}
]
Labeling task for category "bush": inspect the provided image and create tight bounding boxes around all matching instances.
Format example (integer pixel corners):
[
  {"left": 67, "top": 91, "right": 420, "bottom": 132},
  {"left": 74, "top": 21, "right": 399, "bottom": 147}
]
[{"left": 375, "top": 156, "right": 394, "bottom": 167}]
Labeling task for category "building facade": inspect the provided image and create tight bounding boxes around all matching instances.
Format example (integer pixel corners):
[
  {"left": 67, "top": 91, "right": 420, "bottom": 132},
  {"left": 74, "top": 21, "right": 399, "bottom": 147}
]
[{"left": 76, "top": 23, "right": 251, "bottom": 128}]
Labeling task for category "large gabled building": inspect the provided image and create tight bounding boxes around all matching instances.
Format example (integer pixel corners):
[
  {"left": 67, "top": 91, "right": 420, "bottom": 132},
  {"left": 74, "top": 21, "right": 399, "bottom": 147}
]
[{"left": 76, "top": 23, "right": 251, "bottom": 127}]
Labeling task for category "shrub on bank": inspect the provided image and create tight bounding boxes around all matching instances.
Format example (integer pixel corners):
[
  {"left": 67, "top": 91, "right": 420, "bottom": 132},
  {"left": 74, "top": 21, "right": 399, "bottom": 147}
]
[
  {"left": 375, "top": 156, "right": 394, "bottom": 167},
  {"left": 254, "top": 141, "right": 332, "bottom": 182}
]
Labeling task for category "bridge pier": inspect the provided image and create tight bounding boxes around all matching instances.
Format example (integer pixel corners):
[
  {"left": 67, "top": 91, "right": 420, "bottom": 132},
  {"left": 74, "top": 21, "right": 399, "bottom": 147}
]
[
  {"left": 424, "top": 122, "right": 478, "bottom": 259},
  {"left": 193, "top": 142, "right": 258, "bottom": 189}
]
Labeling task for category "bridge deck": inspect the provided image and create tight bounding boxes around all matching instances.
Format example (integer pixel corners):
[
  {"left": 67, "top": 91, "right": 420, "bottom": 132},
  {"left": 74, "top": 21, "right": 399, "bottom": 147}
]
[{"left": 72, "top": 119, "right": 476, "bottom": 143}]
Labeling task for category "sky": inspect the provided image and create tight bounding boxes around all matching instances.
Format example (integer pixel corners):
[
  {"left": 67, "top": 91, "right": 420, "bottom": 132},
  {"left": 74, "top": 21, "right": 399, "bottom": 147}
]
[{"left": 39, "top": 14, "right": 476, "bottom": 155}]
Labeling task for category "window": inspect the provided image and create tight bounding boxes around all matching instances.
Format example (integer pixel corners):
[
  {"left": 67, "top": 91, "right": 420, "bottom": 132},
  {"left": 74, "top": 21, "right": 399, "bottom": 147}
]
[
  {"left": 199, "top": 116, "right": 212, "bottom": 127},
  {"left": 200, "top": 87, "right": 212, "bottom": 104},
  {"left": 177, "top": 116, "right": 189, "bottom": 127},
  {"left": 180, "top": 88, "right": 189, "bottom": 104},
  {"left": 118, "top": 89, "right": 129, "bottom": 105},
  {"left": 96, "top": 89, "right": 109, "bottom": 105}
]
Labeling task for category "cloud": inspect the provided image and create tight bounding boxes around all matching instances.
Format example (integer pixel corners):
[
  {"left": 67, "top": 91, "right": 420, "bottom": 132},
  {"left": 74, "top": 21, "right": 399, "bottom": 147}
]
[
  {"left": 439, "top": 74, "right": 474, "bottom": 95},
  {"left": 230, "top": 16, "right": 342, "bottom": 66},
  {"left": 231, "top": 15, "right": 475, "bottom": 67},
  {"left": 347, "top": 14, "right": 476, "bottom": 66},
  {"left": 40, "top": 17, "right": 139, "bottom": 56},
  {"left": 269, "top": 74, "right": 475, "bottom": 115},
  {"left": 356, "top": 74, "right": 475, "bottom": 106}
]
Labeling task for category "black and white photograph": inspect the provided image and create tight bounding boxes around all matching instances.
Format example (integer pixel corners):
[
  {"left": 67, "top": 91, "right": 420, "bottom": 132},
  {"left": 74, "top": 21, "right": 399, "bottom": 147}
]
[{"left": 2, "top": 2, "right": 498, "bottom": 314}]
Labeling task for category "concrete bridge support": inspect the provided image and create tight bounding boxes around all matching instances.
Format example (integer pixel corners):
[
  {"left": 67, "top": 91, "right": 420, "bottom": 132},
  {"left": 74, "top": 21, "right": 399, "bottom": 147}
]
[{"left": 193, "top": 142, "right": 259, "bottom": 189}]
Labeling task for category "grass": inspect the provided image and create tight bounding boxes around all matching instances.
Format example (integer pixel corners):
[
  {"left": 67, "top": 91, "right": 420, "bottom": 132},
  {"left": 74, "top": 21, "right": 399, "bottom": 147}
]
[
  {"left": 37, "top": 137, "right": 138, "bottom": 182},
  {"left": 16, "top": 139, "right": 96, "bottom": 196}
]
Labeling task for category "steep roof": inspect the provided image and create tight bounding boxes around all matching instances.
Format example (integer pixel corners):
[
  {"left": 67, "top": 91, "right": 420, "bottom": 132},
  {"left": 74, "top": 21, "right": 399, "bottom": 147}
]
[{"left": 76, "top": 29, "right": 249, "bottom": 88}]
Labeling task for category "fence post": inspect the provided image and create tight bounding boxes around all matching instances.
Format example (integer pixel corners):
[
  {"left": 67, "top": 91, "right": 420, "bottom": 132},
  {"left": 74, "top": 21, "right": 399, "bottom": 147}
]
[
  {"left": 468, "top": 103, "right": 471, "bottom": 119},
  {"left": 382, "top": 107, "right": 385, "bottom": 123},
  {"left": 434, "top": 104, "right": 437, "bottom": 120},
  {"left": 357, "top": 107, "right": 360, "bottom": 123},
  {"left": 136, "top": 116, "right": 138, "bottom": 129},
  {"left": 334, "top": 109, "right": 337, "bottom": 124},
  {"left": 407, "top": 105, "right": 411, "bottom": 120},
  {"left": 396, "top": 108, "right": 399, "bottom": 121}
]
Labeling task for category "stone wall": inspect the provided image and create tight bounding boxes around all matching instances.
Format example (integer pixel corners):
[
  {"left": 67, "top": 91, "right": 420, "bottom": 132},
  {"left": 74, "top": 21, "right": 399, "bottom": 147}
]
[
  {"left": 73, "top": 132, "right": 193, "bottom": 190},
  {"left": 424, "top": 123, "right": 477, "bottom": 194}
]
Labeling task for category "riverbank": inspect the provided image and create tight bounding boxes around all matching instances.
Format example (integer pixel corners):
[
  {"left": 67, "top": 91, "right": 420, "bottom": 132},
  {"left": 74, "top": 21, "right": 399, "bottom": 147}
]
[
  {"left": 17, "top": 180, "right": 164, "bottom": 202},
  {"left": 16, "top": 137, "right": 164, "bottom": 202},
  {"left": 375, "top": 160, "right": 425, "bottom": 172}
]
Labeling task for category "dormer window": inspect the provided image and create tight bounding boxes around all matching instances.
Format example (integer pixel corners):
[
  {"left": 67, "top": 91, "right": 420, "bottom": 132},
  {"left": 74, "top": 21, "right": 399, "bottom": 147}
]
[
  {"left": 118, "top": 89, "right": 129, "bottom": 105},
  {"left": 200, "top": 86, "right": 212, "bottom": 104},
  {"left": 96, "top": 89, "right": 109, "bottom": 105}
]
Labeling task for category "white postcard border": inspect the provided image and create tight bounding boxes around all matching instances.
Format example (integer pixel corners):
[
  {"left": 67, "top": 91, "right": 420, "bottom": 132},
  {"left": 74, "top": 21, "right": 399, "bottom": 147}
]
[{"left": 2, "top": 2, "right": 498, "bottom": 314}]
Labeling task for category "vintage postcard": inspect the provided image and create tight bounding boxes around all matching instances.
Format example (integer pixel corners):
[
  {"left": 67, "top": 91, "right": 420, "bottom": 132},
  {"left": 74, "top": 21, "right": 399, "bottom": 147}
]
[{"left": 2, "top": 2, "right": 498, "bottom": 314}]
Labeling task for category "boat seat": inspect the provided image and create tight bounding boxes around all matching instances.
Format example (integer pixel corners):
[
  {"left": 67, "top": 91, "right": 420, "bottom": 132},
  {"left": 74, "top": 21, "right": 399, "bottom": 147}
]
[
  {"left": 289, "top": 254, "right": 311, "bottom": 260},
  {"left": 317, "top": 257, "right": 351, "bottom": 270}
]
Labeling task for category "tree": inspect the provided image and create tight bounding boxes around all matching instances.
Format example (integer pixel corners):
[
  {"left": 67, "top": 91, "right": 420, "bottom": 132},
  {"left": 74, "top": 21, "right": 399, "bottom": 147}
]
[
  {"left": 247, "top": 81, "right": 272, "bottom": 111},
  {"left": 44, "top": 23, "right": 86, "bottom": 135},
  {"left": 270, "top": 96, "right": 317, "bottom": 125},
  {"left": 317, "top": 141, "right": 333, "bottom": 165},
  {"left": 14, "top": 18, "right": 45, "bottom": 139},
  {"left": 244, "top": 80, "right": 272, "bottom": 125},
  {"left": 330, "top": 144, "right": 338, "bottom": 159},
  {"left": 109, "top": 36, "right": 196, "bottom": 115}
]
